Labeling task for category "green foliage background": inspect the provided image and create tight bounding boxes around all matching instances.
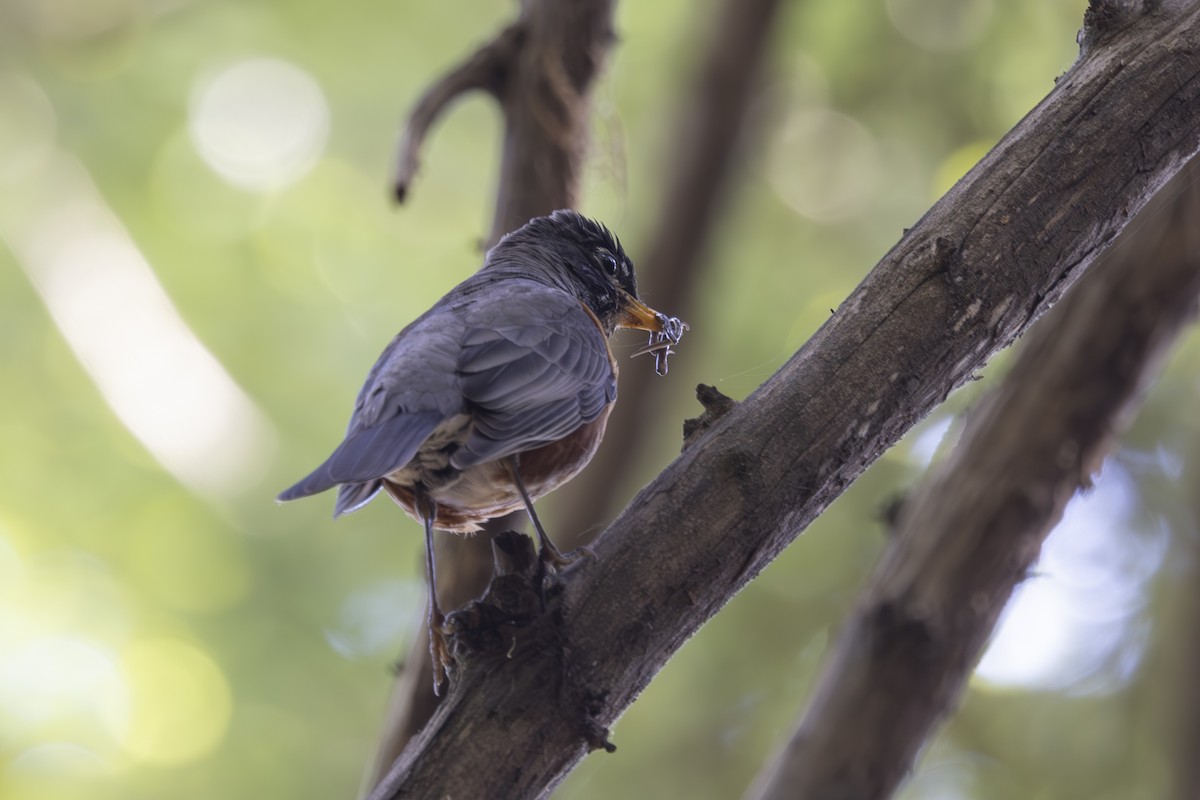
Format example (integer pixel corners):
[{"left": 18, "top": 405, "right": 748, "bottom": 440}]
[{"left": 3, "top": 1, "right": 1198, "bottom": 798}]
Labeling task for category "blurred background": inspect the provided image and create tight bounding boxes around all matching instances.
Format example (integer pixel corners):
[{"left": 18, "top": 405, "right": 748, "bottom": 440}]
[{"left": 2, "top": 0, "right": 1198, "bottom": 798}]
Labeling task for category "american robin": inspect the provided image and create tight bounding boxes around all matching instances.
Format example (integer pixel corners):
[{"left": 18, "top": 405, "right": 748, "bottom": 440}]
[{"left": 278, "top": 210, "right": 686, "bottom": 691}]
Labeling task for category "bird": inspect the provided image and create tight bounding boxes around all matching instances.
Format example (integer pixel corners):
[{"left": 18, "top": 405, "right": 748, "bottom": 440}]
[{"left": 277, "top": 209, "right": 686, "bottom": 691}]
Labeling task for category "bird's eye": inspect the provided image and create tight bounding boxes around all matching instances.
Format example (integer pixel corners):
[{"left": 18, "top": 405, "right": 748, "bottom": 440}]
[{"left": 603, "top": 255, "right": 619, "bottom": 276}]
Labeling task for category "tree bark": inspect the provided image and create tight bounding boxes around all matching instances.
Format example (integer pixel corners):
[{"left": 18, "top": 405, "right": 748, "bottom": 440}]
[
  {"left": 367, "top": 4, "right": 1200, "bottom": 799},
  {"left": 745, "top": 156, "right": 1200, "bottom": 800}
]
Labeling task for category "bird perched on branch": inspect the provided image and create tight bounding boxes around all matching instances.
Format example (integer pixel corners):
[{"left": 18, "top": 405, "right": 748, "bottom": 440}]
[{"left": 278, "top": 210, "right": 687, "bottom": 691}]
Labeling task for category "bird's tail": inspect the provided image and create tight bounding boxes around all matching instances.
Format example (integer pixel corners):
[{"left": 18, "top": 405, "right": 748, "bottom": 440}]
[
  {"left": 334, "top": 480, "right": 383, "bottom": 517},
  {"left": 276, "top": 409, "right": 444, "bottom": 517}
]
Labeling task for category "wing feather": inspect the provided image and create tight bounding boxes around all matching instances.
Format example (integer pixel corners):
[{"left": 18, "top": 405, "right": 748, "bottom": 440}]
[{"left": 452, "top": 288, "right": 615, "bottom": 469}]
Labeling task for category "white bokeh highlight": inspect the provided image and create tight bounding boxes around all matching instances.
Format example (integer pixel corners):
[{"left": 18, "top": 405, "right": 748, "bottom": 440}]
[
  {"left": 0, "top": 635, "right": 128, "bottom": 736},
  {"left": 189, "top": 57, "right": 329, "bottom": 191},
  {"left": 768, "top": 107, "right": 881, "bottom": 223},
  {"left": 2, "top": 153, "right": 274, "bottom": 496},
  {"left": 976, "top": 462, "right": 1165, "bottom": 693}
]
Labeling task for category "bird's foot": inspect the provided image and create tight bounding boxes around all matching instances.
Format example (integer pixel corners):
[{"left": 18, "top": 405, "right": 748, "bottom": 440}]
[
  {"left": 532, "top": 542, "right": 594, "bottom": 610},
  {"left": 538, "top": 541, "right": 595, "bottom": 572},
  {"left": 429, "top": 618, "right": 456, "bottom": 696}
]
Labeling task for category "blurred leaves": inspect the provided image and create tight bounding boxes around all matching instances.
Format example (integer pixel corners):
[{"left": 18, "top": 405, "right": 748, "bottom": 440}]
[{"left": 3, "top": 0, "right": 1197, "bottom": 799}]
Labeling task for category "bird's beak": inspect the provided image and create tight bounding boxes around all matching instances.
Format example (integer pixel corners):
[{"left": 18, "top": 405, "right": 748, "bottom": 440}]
[{"left": 616, "top": 291, "right": 669, "bottom": 332}]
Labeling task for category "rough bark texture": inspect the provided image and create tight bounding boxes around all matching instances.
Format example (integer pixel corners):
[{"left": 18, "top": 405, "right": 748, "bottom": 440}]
[
  {"left": 555, "top": 0, "right": 785, "bottom": 546},
  {"left": 745, "top": 157, "right": 1200, "bottom": 800},
  {"left": 365, "top": 0, "right": 616, "bottom": 788},
  {"left": 368, "top": 5, "right": 1200, "bottom": 799}
]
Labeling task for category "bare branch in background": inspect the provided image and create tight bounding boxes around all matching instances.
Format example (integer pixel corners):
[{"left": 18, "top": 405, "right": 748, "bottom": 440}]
[
  {"left": 746, "top": 157, "right": 1200, "bottom": 800},
  {"left": 368, "top": 6, "right": 1200, "bottom": 799},
  {"left": 392, "top": 24, "right": 520, "bottom": 203}
]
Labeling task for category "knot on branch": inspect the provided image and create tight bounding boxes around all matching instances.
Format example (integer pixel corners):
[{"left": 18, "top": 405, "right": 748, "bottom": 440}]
[
  {"left": 682, "top": 384, "right": 737, "bottom": 451},
  {"left": 446, "top": 531, "right": 545, "bottom": 655},
  {"left": 584, "top": 718, "right": 617, "bottom": 754},
  {"left": 445, "top": 530, "right": 619, "bottom": 757},
  {"left": 1077, "top": 0, "right": 1158, "bottom": 57}
]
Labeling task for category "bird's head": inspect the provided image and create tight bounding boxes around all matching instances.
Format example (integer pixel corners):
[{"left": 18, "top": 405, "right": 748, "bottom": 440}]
[{"left": 490, "top": 209, "right": 668, "bottom": 337}]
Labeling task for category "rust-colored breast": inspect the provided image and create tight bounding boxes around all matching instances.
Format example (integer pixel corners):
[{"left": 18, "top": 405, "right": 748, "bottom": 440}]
[{"left": 385, "top": 406, "right": 613, "bottom": 533}]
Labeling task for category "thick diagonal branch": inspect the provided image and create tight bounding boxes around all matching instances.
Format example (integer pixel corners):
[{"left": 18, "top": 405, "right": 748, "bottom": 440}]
[
  {"left": 746, "top": 157, "right": 1200, "bottom": 800},
  {"left": 369, "top": 6, "right": 1200, "bottom": 800}
]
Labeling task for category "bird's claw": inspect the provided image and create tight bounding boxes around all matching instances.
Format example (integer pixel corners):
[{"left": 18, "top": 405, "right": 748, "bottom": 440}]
[
  {"left": 429, "top": 618, "right": 456, "bottom": 696},
  {"left": 539, "top": 542, "right": 593, "bottom": 572}
]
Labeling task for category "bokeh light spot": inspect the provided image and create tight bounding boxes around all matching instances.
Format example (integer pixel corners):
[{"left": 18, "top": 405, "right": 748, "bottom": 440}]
[
  {"left": 0, "top": 541, "right": 137, "bottom": 748},
  {"left": 0, "top": 636, "right": 127, "bottom": 736},
  {"left": 976, "top": 462, "right": 1163, "bottom": 693},
  {"left": 189, "top": 58, "right": 330, "bottom": 192},
  {"left": 118, "top": 639, "right": 232, "bottom": 765},
  {"left": 768, "top": 107, "right": 880, "bottom": 223},
  {"left": 5, "top": 743, "right": 115, "bottom": 800}
]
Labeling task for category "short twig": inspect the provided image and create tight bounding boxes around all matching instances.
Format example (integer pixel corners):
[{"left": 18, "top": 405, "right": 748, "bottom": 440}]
[
  {"left": 682, "top": 384, "right": 737, "bottom": 451},
  {"left": 393, "top": 24, "right": 523, "bottom": 202}
]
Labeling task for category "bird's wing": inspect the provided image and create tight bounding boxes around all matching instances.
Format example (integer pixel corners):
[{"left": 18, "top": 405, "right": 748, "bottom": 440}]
[{"left": 451, "top": 283, "right": 616, "bottom": 469}]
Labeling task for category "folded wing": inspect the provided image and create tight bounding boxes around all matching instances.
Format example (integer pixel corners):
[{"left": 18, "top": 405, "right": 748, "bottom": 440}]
[{"left": 452, "top": 286, "right": 615, "bottom": 469}]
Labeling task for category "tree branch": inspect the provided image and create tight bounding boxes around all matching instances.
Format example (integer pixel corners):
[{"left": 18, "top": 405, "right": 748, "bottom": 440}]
[
  {"left": 392, "top": 24, "right": 521, "bottom": 203},
  {"left": 369, "top": 4, "right": 1200, "bottom": 799},
  {"left": 746, "top": 155, "right": 1200, "bottom": 800}
]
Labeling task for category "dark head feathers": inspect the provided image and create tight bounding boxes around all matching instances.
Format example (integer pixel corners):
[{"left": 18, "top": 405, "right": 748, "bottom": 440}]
[
  {"left": 484, "top": 211, "right": 640, "bottom": 323},
  {"left": 505, "top": 209, "right": 626, "bottom": 260}
]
